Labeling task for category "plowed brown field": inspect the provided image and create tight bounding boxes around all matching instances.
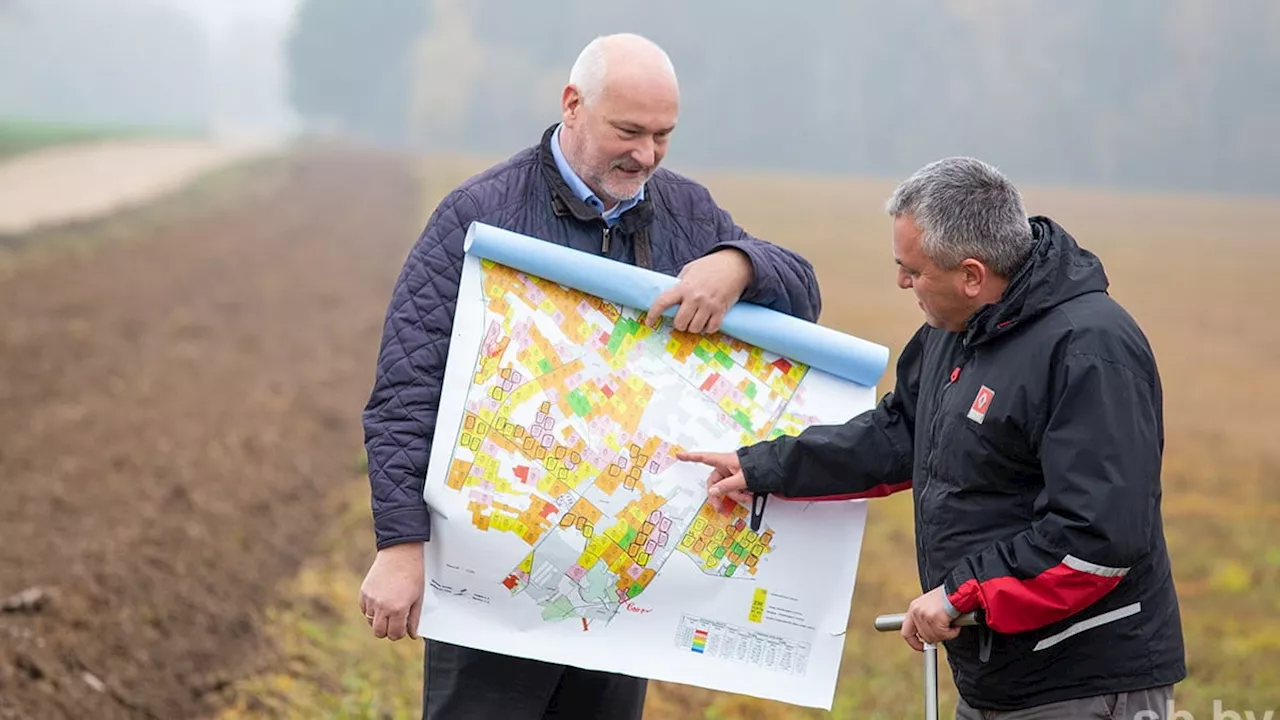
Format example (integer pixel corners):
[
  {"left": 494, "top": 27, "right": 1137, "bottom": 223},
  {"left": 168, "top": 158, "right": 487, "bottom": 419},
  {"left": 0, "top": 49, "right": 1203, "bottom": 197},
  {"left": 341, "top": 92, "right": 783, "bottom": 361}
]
[{"left": 0, "top": 149, "right": 423, "bottom": 720}]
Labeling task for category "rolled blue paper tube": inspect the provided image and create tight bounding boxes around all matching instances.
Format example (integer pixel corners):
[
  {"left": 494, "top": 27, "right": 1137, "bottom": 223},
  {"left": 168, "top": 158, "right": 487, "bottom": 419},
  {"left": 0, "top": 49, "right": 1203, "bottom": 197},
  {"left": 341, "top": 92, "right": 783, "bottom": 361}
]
[{"left": 462, "top": 221, "right": 890, "bottom": 387}]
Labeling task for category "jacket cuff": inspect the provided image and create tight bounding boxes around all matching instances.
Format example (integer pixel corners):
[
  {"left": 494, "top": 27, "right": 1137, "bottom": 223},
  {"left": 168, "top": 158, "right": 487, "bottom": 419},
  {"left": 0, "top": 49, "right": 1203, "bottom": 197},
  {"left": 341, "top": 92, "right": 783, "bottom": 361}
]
[
  {"left": 943, "top": 563, "right": 983, "bottom": 615},
  {"left": 940, "top": 588, "right": 960, "bottom": 619},
  {"left": 736, "top": 442, "right": 785, "bottom": 495},
  {"left": 706, "top": 241, "right": 764, "bottom": 300},
  {"left": 374, "top": 504, "right": 432, "bottom": 550}
]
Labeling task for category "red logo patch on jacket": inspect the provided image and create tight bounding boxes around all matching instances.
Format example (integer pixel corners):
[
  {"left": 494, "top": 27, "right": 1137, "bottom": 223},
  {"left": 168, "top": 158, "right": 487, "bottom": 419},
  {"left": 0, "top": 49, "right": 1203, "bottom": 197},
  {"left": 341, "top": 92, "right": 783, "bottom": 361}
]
[{"left": 967, "top": 385, "right": 995, "bottom": 424}]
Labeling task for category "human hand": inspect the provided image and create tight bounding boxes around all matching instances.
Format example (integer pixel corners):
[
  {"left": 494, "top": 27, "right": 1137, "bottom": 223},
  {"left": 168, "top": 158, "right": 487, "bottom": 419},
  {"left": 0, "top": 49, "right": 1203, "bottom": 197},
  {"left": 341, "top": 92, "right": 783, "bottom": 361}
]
[
  {"left": 676, "top": 450, "right": 752, "bottom": 506},
  {"left": 645, "top": 249, "right": 753, "bottom": 334},
  {"left": 359, "top": 542, "right": 425, "bottom": 641},
  {"left": 900, "top": 585, "right": 961, "bottom": 652}
]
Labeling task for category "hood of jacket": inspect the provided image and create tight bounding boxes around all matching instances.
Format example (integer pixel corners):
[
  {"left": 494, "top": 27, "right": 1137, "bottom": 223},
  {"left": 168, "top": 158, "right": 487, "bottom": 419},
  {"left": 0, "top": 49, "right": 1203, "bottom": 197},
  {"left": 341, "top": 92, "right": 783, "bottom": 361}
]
[{"left": 965, "top": 215, "right": 1109, "bottom": 347}]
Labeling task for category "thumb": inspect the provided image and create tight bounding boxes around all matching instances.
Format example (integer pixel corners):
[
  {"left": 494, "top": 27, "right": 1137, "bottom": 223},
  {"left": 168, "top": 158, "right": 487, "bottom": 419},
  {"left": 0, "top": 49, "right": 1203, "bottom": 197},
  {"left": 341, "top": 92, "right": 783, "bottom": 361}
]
[
  {"left": 708, "top": 472, "right": 746, "bottom": 497},
  {"left": 407, "top": 598, "right": 422, "bottom": 640}
]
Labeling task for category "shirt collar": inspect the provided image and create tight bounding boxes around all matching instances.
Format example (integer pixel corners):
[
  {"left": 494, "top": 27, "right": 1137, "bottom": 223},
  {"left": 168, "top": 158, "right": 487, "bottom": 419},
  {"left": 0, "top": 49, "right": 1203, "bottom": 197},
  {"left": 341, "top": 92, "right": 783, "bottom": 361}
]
[{"left": 550, "top": 123, "right": 644, "bottom": 225}]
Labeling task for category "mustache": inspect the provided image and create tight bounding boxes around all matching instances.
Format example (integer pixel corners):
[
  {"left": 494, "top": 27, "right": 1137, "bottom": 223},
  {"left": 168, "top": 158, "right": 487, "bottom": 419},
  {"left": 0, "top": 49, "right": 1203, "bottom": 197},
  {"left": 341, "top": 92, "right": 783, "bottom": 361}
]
[{"left": 611, "top": 160, "right": 650, "bottom": 173}]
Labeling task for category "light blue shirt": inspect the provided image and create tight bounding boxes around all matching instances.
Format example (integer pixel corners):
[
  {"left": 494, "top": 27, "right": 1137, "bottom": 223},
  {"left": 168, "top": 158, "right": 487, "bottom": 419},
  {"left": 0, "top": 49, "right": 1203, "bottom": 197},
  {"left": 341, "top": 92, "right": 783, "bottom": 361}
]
[{"left": 550, "top": 123, "right": 644, "bottom": 227}]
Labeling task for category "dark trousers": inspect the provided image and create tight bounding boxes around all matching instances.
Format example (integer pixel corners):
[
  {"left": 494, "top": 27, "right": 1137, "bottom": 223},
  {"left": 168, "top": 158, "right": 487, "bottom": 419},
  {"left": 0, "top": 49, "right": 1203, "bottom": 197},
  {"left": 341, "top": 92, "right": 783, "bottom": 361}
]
[
  {"left": 955, "top": 685, "right": 1174, "bottom": 719},
  {"left": 423, "top": 638, "right": 647, "bottom": 719}
]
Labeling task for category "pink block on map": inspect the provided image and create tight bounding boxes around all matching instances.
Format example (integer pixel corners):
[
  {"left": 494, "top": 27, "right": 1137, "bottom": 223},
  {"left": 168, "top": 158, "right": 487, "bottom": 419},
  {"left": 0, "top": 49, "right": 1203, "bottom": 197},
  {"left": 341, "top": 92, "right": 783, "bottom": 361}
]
[
  {"left": 659, "top": 517, "right": 671, "bottom": 531},
  {"left": 647, "top": 510, "right": 660, "bottom": 523},
  {"left": 627, "top": 564, "right": 642, "bottom": 579},
  {"left": 658, "top": 532, "right": 669, "bottom": 546},
  {"left": 566, "top": 565, "right": 587, "bottom": 582},
  {"left": 644, "top": 539, "right": 657, "bottom": 554}
]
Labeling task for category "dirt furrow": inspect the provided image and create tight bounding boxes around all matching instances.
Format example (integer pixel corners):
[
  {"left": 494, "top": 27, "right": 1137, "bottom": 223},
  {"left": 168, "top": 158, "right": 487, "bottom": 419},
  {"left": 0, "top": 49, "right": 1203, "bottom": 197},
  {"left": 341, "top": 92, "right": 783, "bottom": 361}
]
[{"left": 0, "top": 149, "right": 421, "bottom": 720}]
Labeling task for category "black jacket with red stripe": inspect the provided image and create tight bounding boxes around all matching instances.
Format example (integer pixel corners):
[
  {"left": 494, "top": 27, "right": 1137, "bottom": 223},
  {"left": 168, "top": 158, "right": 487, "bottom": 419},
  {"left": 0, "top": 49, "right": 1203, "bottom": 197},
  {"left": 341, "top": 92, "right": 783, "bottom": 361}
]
[{"left": 737, "top": 216, "right": 1186, "bottom": 709}]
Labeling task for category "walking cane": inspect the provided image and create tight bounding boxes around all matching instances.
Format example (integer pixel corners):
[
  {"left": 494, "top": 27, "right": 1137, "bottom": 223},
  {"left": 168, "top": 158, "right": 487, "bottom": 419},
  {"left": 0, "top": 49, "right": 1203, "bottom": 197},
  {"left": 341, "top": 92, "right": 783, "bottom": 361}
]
[{"left": 873, "top": 610, "right": 979, "bottom": 720}]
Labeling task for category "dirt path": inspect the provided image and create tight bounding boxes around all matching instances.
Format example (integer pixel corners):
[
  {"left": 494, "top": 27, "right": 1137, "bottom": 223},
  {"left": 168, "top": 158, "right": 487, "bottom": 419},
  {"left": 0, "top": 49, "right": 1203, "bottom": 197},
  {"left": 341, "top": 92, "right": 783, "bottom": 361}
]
[
  {"left": 0, "top": 149, "right": 422, "bottom": 719},
  {"left": 0, "top": 138, "right": 271, "bottom": 235}
]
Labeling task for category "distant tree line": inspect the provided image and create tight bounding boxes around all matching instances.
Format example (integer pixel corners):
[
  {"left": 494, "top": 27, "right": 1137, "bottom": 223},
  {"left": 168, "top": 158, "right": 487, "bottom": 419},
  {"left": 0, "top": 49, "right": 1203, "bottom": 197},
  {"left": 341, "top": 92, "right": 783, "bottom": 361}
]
[
  {"left": 286, "top": 0, "right": 429, "bottom": 146},
  {"left": 286, "top": 0, "right": 1280, "bottom": 196}
]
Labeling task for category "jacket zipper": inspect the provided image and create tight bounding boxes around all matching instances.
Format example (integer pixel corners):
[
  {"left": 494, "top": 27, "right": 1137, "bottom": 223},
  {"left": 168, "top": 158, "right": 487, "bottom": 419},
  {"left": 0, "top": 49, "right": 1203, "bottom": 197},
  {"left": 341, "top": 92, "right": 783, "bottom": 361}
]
[
  {"left": 601, "top": 226, "right": 612, "bottom": 254},
  {"left": 920, "top": 344, "right": 967, "bottom": 588}
]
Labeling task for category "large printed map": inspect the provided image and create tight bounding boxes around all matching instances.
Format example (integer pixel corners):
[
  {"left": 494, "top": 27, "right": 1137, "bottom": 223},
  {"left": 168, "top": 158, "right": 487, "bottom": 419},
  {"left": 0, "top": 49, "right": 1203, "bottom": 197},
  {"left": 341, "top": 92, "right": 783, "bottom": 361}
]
[
  {"left": 445, "top": 260, "right": 811, "bottom": 627},
  {"left": 419, "top": 225, "right": 883, "bottom": 710}
]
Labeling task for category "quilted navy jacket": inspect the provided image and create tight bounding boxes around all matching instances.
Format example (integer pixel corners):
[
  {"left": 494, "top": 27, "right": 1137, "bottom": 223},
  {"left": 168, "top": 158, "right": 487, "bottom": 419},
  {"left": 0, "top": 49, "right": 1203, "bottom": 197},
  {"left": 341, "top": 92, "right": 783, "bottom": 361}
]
[{"left": 362, "top": 124, "right": 823, "bottom": 549}]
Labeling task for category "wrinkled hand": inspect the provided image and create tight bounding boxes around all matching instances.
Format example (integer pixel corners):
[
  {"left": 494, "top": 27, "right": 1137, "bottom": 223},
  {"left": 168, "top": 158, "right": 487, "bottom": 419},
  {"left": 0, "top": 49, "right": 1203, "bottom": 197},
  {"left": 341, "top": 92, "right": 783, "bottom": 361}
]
[
  {"left": 645, "top": 249, "right": 753, "bottom": 334},
  {"left": 359, "top": 542, "right": 424, "bottom": 641},
  {"left": 676, "top": 450, "right": 753, "bottom": 506},
  {"left": 901, "top": 585, "right": 961, "bottom": 652}
]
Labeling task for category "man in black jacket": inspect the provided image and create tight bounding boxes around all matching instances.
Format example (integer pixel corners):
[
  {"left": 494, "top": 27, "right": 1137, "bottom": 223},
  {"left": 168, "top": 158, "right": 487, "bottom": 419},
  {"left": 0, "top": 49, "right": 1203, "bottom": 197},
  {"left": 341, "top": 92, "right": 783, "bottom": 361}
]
[{"left": 679, "top": 157, "right": 1186, "bottom": 717}]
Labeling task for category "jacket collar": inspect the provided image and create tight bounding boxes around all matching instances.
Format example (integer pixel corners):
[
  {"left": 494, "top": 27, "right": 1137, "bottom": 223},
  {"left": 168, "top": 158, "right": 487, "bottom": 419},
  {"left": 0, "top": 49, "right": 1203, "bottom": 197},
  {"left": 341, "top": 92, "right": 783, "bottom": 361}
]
[{"left": 537, "top": 124, "right": 654, "bottom": 234}]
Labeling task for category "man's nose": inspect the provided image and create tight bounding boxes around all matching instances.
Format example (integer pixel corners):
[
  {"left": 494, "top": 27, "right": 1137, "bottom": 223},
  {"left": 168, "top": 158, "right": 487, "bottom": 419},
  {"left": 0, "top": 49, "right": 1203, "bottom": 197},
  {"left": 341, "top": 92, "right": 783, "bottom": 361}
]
[
  {"left": 631, "top": 138, "right": 656, "bottom": 168},
  {"left": 897, "top": 268, "right": 912, "bottom": 290}
]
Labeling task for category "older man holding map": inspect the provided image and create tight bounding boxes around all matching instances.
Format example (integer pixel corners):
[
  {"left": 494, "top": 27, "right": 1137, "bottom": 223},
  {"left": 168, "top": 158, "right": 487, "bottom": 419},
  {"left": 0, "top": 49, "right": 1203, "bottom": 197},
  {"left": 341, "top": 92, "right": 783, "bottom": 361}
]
[{"left": 359, "top": 33, "right": 829, "bottom": 719}]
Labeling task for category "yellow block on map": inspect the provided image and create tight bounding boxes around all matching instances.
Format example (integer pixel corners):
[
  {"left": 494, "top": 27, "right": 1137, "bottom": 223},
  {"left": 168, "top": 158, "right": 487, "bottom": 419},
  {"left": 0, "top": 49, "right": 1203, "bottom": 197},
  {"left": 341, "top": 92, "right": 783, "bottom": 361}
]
[{"left": 749, "top": 587, "right": 768, "bottom": 623}]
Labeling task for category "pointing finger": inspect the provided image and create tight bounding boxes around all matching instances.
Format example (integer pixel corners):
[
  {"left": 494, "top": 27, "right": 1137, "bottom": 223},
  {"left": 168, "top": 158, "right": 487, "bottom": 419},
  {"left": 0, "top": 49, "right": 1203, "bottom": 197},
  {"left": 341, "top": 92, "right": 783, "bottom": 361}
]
[
  {"left": 646, "top": 286, "right": 682, "bottom": 327},
  {"left": 675, "top": 450, "right": 710, "bottom": 465}
]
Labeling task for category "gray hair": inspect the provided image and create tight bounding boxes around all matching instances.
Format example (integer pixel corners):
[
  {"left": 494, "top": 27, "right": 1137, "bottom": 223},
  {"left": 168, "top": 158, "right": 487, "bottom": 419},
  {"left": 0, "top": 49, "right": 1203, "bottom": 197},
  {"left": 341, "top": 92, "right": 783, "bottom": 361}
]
[
  {"left": 885, "top": 157, "right": 1033, "bottom": 277},
  {"left": 568, "top": 33, "right": 677, "bottom": 105}
]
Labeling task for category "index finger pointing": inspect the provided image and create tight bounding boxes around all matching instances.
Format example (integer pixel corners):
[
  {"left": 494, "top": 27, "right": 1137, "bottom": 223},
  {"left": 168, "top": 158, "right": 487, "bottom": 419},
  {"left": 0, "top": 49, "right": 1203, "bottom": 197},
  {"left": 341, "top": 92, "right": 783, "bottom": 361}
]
[
  {"left": 645, "top": 286, "right": 682, "bottom": 327},
  {"left": 675, "top": 450, "right": 709, "bottom": 464}
]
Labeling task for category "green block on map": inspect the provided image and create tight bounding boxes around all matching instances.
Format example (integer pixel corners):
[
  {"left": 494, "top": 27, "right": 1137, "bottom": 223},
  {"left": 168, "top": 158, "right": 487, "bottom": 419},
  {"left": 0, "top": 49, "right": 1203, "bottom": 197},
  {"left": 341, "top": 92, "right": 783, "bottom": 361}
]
[
  {"left": 744, "top": 382, "right": 757, "bottom": 399},
  {"left": 725, "top": 564, "right": 738, "bottom": 576},
  {"left": 733, "top": 410, "right": 753, "bottom": 432},
  {"left": 620, "top": 527, "right": 637, "bottom": 548},
  {"left": 606, "top": 318, "right": 640, "bottom": 355},
  {"left": 732, "top": 541, "right": 744, "bottom": 556},
  {"left": 540, "top": 594, "right": 577, "bottom": 622},
  {"left": 713, "top": 546, "right": 726, "bottom": 559},
  {"left": 538, "top": 359, "right": 553, "bottom": 374},
  {"left": 626, "top": 583, "right": 644, "bottom": 599},
  {"left": 714, "top": 349, "right": 733, "bottom": 369},
  {"left": 567, "top": 389, "right": 592, "bottom": 416},
  {"left": 692, "top": 343, "right": 712, "bottom": 362}
]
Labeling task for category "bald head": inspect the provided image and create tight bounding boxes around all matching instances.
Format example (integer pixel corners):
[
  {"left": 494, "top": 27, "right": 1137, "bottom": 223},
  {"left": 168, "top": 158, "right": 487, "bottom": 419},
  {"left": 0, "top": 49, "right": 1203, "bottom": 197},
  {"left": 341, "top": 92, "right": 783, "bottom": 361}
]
[
  {"left": 568, "top": 33, "right": 679, "bottom": 106},
  {"left": 558, "top": 34, "right": 680, "bottom": 210}
]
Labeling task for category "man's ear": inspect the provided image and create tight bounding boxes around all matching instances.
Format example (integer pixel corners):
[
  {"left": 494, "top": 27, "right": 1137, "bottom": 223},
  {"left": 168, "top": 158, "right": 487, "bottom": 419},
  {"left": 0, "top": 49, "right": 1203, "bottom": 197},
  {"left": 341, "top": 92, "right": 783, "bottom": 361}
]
[
  {"left": 561, "top": 85, "right": 582, "bottom": 123},
  {"left": 960, "top": 259, "right": 987, "bottom": 299}
]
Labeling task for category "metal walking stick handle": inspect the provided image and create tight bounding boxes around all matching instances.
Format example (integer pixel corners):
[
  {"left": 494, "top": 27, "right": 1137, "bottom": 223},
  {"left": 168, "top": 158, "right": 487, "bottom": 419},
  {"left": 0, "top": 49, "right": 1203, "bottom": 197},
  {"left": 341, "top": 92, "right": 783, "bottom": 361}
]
[{"left": 873, "top": 611, "right": 979, "bottom": 720}]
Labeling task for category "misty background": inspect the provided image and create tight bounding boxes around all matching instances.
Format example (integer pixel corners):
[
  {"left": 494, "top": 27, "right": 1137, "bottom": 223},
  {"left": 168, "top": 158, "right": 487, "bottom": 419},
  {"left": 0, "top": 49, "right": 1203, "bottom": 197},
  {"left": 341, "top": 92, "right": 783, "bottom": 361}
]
[{"left": 1, "top": 0, "right": 1277, "bottom": 196}]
